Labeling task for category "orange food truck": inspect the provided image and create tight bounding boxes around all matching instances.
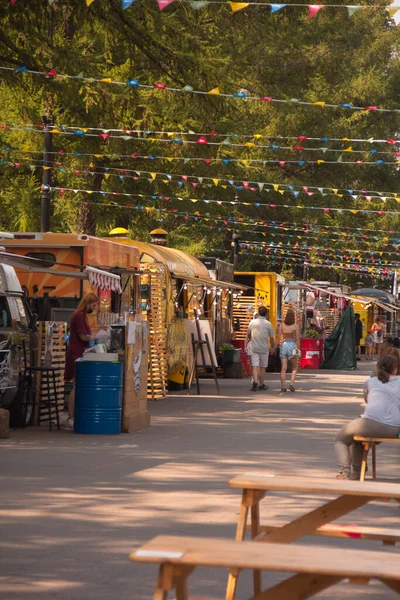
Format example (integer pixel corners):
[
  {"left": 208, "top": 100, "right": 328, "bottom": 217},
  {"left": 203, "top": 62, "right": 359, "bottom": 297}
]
[{"left": 2, "top": 232, "right": 141, "bottom": 324}]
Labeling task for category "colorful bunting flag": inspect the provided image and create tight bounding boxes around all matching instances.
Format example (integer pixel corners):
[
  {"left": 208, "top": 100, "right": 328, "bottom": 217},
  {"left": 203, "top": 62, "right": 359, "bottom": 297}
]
[
  {"left": 228, "top": 1, "right": 249, "bottom": 11},
  {"left": 309, "top": 4, "right": 324, "bottom": 18},
  {"left": 157, "top": 0, "right": 175, "bottom": 9}
]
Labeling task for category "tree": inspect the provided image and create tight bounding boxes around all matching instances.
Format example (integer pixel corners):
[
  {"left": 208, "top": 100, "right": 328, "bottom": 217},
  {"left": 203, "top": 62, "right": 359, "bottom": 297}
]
[{"left": 1, "top": 0, "right": 400, "bottom": 286}]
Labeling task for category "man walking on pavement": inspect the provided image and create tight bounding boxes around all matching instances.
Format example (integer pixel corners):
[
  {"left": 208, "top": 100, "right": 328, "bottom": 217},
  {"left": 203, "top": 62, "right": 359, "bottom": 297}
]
[{"left": 246, "top": 306, "right": 275, "bottom": 391}]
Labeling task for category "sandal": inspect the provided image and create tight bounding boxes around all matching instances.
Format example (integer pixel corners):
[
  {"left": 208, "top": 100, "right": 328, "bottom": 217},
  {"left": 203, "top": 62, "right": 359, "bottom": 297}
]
[
  {"left": 336, "top": 472, "right": 350, "bottom": 480},
  {"left": 281, "top": 388, "right": 287, "bottom": 393},
  {"left": 289, "top": 384, "right": 295, "bottom": 392}
]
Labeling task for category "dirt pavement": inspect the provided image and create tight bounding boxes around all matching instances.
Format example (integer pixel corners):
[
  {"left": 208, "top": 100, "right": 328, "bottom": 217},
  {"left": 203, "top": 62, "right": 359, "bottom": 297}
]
[{"left": 1, "top": 363, "right": 400, "bottom": 600}]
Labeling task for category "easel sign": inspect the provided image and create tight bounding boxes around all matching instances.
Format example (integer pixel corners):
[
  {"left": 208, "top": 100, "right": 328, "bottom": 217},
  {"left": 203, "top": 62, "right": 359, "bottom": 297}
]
[{"left": 184, "top": 319, "right": 217, "bottom": 367}]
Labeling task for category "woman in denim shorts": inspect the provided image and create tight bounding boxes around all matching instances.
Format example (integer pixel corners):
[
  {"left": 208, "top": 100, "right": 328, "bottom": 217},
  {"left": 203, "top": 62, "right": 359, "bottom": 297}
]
[{"left": 275, "top": 309, "right": 300, "bottom": 392}]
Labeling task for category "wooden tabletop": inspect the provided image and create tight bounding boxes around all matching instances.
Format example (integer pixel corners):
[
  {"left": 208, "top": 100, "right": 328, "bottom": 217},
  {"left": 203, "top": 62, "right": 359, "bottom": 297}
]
[
  {"left": 130, "top": 535, "right": 400, "bottom": 580},
  {"left": 228, "top": 474, "right": 400, "bottom": 498}
]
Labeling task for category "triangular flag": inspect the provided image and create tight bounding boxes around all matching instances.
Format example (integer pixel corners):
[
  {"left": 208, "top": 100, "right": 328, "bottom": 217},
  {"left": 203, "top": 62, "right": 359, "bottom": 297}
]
[
  {"left": 389, "top": 6, "right": 400, "bottom": 17},
  {"left": 157, "top": 0, "right": 175, "bottom": 9},
  {"left": 86, "top": 0, "right": 95, "bottom": 5},
  {"left": 208, "top": 87, "right": 220, "bottom": 95},
  {"left": 228, "top": 1, "right": 249, "bottom": 11},
  {"left": 270, "top": 4, "right": 286, "bottom": 12},
  {"left": 121, "top": 0, "right": 136, "bottom": 8},
  {"left": 309, "top": 4, "right": 323, "bottom": 18},
  {"left": 189, "top": 1, "right": 210, "bottom": 8},
  {"left": 258, "top": 183, "right": 264, "bottom": 191},
  {"left": 212, "top": 179, "right": 219, "bottom": 186},
  {"left": 313, "top": 101, "right": 326, "bottom": 107},
  {"left": 150, "top": 173, "right": 157, "bottom": 180},
  {"left": 347, "top": 5, "right": 361, "bottom": 16}
]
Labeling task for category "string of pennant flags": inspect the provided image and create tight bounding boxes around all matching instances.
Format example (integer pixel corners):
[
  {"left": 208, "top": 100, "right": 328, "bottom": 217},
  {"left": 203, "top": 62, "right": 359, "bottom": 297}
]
[
  {"left": 241, "top": 240, "right": 400, "bottom": 258},
  {"left": 2, "top": 126, "right": 399, "bottom": 157},
  {"left": 4, "top": 123, "right": 400, "bottom": 148},
  {"left": 9, "top": 0, "right": 400, "bottom": 17},
  {"left": 240, "top": 246, "right": 400, "bottom": 268},
  {"left": 2, "top": 65, "right": 400, "bottom": 114},
  {"left": 6, "top": 159, "right": 399, "bottom": 201},
  {"left": 49, "top": 191, "right": 399, "bottom": 264},
  {"left": 36, "top": 190, "right": 396, "bottom": 274},
  {"left": 2, "top": 144, "right": 399, "bottom": 169},
  {"left": 41, "top": 184, "right": 400, "bottom": 216},
  {"left": 211, "top": 249, "right": 396, "bottom": 276}
]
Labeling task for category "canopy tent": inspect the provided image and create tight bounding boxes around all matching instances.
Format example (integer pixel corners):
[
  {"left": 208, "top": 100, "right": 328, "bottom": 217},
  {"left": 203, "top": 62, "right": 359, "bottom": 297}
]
[
  {"left": 0, "top": 249, "right": 122, "bottom": 292},
  {"left": 352, "top": 288, "right": 395, "bottom": 305},
  {"left": 321, "top": 305, "right": 357, "bottom": 371}
]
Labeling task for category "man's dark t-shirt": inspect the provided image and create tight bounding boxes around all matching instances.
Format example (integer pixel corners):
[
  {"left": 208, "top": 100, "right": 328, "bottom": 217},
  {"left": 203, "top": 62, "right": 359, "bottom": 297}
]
[{"left": 355, "top": 319, "right": 363, "bottom": 344}]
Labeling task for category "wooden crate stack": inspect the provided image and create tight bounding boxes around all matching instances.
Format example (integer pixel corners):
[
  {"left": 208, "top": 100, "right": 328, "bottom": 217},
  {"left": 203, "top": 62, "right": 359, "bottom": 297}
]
[
  {"left": 147, "top": 273, "right": 168, "bottom": 400},
  {"left": 35, "top": 321, "right": 67, "bottom": 425},
  {"left": 318, "top": 308, "right": 340, "bottom": 335},
  {"left": 232, "top": 295, "right": 255, "bottom": 340}
]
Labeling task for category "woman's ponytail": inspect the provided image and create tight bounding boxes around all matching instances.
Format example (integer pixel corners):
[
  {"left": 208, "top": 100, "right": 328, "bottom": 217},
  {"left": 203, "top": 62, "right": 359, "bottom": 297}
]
[{"left": 376, "top": 354, "right": 398, "bottom": 383}]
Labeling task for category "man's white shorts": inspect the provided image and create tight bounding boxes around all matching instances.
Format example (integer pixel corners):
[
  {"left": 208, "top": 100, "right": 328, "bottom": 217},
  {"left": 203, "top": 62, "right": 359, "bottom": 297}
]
[{"left": 250, "top": 352, "right": 269, "bottom": 368}]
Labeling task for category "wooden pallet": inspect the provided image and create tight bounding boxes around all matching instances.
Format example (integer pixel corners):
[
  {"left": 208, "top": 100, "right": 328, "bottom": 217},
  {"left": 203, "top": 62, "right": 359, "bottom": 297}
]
[
  {"left": 34, "top": 321, "right": 67, "bottom": 425},
  {"left": 232, "top": 295, "right": 256, "bottom": 340},
  {"left": 147, "top": 274, "right": 168, "bottom": 401}
]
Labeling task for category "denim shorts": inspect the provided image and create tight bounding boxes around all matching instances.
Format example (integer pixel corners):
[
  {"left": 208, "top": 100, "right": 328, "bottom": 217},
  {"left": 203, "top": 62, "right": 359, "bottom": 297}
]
[{"left": 280, "top": 339, "right": 297, "bottom": 359}]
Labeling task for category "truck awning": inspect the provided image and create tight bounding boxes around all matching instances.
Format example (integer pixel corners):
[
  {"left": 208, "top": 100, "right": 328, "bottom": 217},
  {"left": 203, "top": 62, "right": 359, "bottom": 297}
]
[{"left": 171, "top": 274, "right": 249, "bottom": 292}]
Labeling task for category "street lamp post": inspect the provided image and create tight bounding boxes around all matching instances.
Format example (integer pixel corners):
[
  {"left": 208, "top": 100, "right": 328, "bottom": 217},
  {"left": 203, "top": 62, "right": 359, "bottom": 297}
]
[{"left": 40, "top": 113, "right": 54, "bottom": 232}]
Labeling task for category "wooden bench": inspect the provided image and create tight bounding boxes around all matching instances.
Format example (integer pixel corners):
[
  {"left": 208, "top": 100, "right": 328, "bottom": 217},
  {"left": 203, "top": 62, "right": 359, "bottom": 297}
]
[
  {"left": 130, "top": 534, "right": 400, "bottom": 599},
  {"left": 354, "top": 436, "right": 400, "bottom": 482},
  {"left": 227, "top": 474, "right": 400, "bottom": 600}
]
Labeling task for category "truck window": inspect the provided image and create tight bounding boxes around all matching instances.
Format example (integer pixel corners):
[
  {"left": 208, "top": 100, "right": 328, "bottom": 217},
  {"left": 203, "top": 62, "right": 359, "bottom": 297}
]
[
  {"left": 25, "top": 252, "right": 56, "bottom": 267},
  {"left": 0, "top": 297, "right": 12, "bottom": 328},
  {"left": 15, "top": 297, "right": 29, "bottom": 327}
]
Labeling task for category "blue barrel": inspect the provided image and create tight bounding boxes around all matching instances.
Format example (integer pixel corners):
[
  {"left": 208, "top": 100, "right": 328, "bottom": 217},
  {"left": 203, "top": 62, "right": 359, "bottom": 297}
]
[{"left": 74, "top": 360, "right": 122, "bottom": 434}]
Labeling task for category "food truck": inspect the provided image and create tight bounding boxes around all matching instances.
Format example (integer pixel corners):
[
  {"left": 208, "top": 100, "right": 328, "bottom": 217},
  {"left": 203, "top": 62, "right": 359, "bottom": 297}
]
[
  {"left": 107, "top": 230, "right": 246, "bottom": 393},
  {"left": 232, "top": 271, "right": 285, "bottom": 340},
  {"left": 0, "top": 235, "right": 149, "bottom": 432}
]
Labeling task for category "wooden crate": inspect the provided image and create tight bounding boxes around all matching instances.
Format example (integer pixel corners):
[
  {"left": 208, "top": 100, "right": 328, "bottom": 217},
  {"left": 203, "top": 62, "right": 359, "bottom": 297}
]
[
  {"left": 34, "top": 321, "right": 67, "bottom": 425},
  {"left": 147, "top": 273, "right": 168, "bottom": 401},
  {"left": 232, "top": 296, "right": 256, "bottom": 340}
]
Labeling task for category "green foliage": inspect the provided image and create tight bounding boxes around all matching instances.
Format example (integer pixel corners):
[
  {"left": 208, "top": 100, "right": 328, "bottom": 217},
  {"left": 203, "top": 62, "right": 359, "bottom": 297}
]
[{"left": 0, "top": 1, "right": 399, "bottom": 286}]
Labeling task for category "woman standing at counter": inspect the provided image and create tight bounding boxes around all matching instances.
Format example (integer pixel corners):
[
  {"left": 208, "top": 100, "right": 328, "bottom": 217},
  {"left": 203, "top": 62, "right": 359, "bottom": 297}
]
[{"left": 64, "top": 293, "right": 98, "bottom": 429}]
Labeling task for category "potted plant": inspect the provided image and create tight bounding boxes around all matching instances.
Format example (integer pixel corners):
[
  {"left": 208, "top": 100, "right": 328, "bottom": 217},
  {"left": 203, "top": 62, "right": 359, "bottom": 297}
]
[
  {"left": 304, "top": 327, "right": 322, "bottom": 339},
  {"left": 218, "top": 342, "right": 237, "bottom": 363}
]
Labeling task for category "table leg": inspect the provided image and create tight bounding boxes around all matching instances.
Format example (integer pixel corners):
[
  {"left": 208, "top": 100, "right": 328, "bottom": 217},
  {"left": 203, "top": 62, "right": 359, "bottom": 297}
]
[
  {"left": 226, "top": 490, "right": 250, "bottom": 600},
  {"left": 153, "top": 565, "right": 171, "bottom": 600},
  {"left": 372, "top": 444, "right": 377, "bottom": 479},
  {"left": 248, "top": 573, "right": 344, "bottom": 600},
  {"left": 380, "top": 578, "right": 400, "bottom": 594},
  {"left": 251, "top": 502, "right": 262, "bottom": 596},
  {"left": 260, "top": 494, "right": 371, "bottom": 544},
  {"left": 360, "top": 443, "right": 370, "bottom": 482}
]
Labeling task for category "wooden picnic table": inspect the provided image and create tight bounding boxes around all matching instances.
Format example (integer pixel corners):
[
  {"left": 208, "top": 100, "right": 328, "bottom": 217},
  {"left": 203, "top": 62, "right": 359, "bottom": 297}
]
[
  {"left": 131, "top": 534, "right": 400, "bottom": 600},
  {"left": 226, "top": 473, "right": 400, "bottom": 600}
]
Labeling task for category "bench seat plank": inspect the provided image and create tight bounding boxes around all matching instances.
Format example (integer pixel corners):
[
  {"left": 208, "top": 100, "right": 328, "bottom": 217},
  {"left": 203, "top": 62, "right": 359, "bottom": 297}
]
[
  {"left": 250, "top": 523, "right": 400, "bottom": 544},
  {"left": 354, "top": 436, "right": 400, "bottom": 443},
  {"left": 228, "top": 475, "right": 400, "bottom": 498},
  {"left": 131, "top": 535, "right": 400, "bottom": 581}
]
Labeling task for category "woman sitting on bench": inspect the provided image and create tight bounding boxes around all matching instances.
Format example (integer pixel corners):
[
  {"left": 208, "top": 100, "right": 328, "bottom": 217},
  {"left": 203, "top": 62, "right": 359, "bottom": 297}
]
[{"left": 334, "top": 354, "right": 400, "bottom": 480}]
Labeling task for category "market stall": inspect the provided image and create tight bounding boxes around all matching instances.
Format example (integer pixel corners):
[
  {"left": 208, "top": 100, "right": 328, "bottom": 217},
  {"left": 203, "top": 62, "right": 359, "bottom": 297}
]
[{"left": 0, "top": 247, "right": 149, "bottom": 433}]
